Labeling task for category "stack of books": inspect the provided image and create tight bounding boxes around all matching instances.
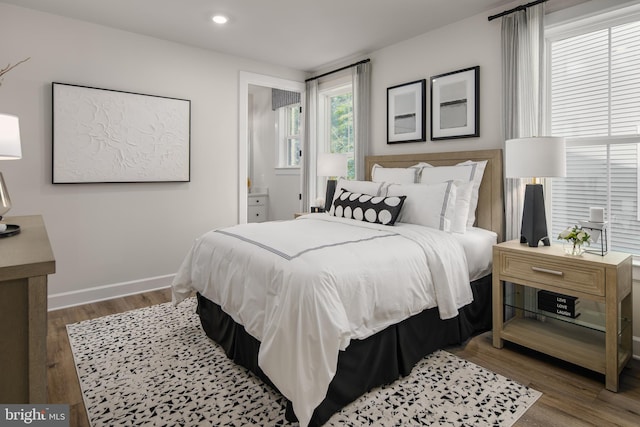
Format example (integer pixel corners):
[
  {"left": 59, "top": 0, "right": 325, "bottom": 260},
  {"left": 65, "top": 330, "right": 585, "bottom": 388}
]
[{"left": 537, "top": 290, "right": 581, "bottom": 319}]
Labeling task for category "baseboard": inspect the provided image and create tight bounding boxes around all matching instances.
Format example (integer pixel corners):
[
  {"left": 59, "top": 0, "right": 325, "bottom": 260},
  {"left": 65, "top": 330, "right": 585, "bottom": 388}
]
[{"left": 48, "top": 274, "right": 174, "bottom": 311}]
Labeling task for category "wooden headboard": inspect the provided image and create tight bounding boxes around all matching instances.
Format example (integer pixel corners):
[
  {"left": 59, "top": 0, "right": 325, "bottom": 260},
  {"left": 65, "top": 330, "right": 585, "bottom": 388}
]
[{"left": 365, "top": 149, "right": 504, "bottom": 242}]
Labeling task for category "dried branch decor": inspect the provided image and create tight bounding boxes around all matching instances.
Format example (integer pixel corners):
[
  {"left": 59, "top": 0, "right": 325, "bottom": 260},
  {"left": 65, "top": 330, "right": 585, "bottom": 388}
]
[{"left": 0, "top": 57, "right": 30, "bottom": 87}]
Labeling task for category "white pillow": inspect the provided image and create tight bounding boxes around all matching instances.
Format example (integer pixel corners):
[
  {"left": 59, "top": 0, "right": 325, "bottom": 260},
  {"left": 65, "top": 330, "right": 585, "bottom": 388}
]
[
  {"left": 329, "top": 179, "right": 384, "bottom": 215},
  {"left": 371, "top": 164, "right": 419, "bottom": 184},
  {"left": 420, "top": 164, "right": 474, "bottom": 183},
  {"left": 451, "top": 181, "right": 473, "bottom": 234},
  {"left": 419, "top": 160, "right": 487, "bottom": 228},
  {"left": 456, "top": 160, "right": 487, "bottom": 227},
  {"left": 386, "top": 182, "right": 457, "bottom": 232}
]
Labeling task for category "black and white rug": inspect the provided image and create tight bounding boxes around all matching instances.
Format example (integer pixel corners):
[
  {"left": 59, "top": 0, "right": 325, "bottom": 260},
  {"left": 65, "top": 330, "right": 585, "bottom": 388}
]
[{"left": 67, "top": 298, "right": 541, "bottom": 426}]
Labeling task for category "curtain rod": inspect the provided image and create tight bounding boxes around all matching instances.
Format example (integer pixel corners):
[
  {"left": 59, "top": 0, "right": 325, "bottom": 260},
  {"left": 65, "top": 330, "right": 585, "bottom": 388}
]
[
  {"left": 488, "top": 0, "right": 547, "bottom": 21},
  {"left": 305, "top": 58, "right": 370, "bottom": 83}
]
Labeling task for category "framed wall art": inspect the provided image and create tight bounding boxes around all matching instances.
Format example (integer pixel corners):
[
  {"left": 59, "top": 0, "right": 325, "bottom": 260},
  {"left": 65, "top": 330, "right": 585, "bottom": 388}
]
[
  {"left": 52, "top": 82, "right": 191, "bottom": 183},
  {"left": 430, "top": 66, "right": 479, "bottom": 141},
  {"left": 387, "top": 79, "right": 426, "bottom": 144}
]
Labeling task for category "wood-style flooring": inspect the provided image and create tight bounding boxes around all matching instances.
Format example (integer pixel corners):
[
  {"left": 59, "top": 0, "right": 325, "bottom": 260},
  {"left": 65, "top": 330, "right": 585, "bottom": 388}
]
[{"left": 47, "top": 288, "right": 640, "bottom": 426}]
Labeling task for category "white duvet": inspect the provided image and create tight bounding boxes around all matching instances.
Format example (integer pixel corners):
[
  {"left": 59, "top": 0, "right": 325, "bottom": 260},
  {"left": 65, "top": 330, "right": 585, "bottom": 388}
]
[{"left": 172, "top": 213, "right": 472, "bottom": 427}]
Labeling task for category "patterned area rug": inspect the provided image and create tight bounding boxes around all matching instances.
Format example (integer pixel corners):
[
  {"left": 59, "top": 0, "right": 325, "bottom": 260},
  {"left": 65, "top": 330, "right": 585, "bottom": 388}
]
[{"left": 67, "top": 298, "right": 541, "bottom": 426}]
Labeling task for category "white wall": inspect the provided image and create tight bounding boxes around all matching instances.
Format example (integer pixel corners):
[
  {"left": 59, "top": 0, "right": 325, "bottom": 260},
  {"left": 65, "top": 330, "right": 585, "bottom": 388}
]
[
  {"left": 368, "top": 8, "right": 504, "bottom": 155},
  {"left": 0, "top": 3, "right": 305, "bottom": 308}
]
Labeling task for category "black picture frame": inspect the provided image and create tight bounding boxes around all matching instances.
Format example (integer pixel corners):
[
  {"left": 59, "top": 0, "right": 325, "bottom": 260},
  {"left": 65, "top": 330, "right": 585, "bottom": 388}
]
[
  {"left": 430, "top": 66, "right": 480, "bottom": 141},
  {"left": 387, "top": 79, "right": 426, "bottom": 144}
]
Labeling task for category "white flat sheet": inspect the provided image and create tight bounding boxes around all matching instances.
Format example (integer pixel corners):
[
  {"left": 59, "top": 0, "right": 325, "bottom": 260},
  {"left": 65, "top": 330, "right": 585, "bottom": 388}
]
[
  {"left": 172, "top": 214, "right": 472, "bottom": 427},
  {"left": 453, "top": 227, "right": 497, "bottom": 282}
]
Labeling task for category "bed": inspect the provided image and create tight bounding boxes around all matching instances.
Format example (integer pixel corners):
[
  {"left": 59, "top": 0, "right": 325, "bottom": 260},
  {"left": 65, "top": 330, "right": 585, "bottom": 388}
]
[{"left": 172, "top": 149, "right": 504, "bottom": 427}]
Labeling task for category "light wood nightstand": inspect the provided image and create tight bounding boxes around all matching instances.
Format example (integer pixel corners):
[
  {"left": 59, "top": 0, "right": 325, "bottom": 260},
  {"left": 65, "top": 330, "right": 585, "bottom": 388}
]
[{"left": 492, "top": 240, "right": 633, "bottom": 392}]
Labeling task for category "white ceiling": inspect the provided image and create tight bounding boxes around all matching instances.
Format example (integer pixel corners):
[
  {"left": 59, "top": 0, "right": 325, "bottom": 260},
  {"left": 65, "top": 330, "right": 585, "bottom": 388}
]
[{"left": 1, "top": 0, "right": 588, "bottom": 72}]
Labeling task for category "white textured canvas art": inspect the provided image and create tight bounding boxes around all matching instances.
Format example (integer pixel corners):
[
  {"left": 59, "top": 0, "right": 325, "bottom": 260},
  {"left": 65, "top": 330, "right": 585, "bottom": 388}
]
[{"left": 53, "top": 83, "right": 190, "bottom": 183}]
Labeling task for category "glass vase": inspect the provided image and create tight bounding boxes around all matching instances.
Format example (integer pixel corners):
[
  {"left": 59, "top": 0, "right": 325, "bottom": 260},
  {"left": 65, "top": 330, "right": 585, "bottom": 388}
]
[{"left": 563, "top": 242, "right": 585, "bottom": 256}]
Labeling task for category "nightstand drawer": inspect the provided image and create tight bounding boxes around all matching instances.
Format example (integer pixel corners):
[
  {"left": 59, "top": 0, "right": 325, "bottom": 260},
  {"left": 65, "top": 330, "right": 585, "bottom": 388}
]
[
  {"left": 248, "top": 196, "right": 267, "bottom": 206},
  {"left": 248, "top": 205, "right": 267, "bottom": 223},
  {"left": 499, "top": 252, "right": 605, "bottom": 296}
]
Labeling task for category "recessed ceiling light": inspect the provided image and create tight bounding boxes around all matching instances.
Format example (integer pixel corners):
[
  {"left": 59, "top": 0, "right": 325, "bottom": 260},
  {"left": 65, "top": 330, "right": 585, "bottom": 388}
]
[{"left": 212, "top": 15, "right": 228, "bottom": 24}]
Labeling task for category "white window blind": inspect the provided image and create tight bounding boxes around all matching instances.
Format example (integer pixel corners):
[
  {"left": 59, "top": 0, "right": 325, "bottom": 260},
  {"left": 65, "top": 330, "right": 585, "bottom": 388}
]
[{"left": 549, "top": 18, "right": 640, "bottom": 255}]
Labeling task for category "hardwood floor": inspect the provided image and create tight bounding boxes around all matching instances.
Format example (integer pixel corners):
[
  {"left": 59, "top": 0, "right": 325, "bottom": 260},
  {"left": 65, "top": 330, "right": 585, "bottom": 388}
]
[
  {"left": 450, "top": 336, "right": 640, "bottom": 426},
  {"left": 48, "top": 289, "right": 640, "bottom": 426}
]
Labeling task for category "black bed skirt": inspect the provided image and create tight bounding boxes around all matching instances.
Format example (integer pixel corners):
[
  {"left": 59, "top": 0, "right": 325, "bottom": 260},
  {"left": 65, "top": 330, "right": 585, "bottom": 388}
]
[{"left": 196, "top": 274, "right": 492, "bottom": 426}]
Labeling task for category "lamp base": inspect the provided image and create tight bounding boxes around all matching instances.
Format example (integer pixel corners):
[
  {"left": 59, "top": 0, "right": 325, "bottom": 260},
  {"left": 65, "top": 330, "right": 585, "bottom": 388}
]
[
  {"left": 324, "top": 179, "right": 338, "bottom": 212},
  {"left": 0, "top": 224, "right": 20, "bottom": 238},
  {"left": 520, "top": 183, "right": 550, "bottom": 247}
]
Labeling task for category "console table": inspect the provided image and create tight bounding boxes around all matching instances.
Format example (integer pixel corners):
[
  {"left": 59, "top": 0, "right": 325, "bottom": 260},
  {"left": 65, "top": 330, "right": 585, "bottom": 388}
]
[{"left": 0, "top": 215, "right": 56, "bottom": 403}]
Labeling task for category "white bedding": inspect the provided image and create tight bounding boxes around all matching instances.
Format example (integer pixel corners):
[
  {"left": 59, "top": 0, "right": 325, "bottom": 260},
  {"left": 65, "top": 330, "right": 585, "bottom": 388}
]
[
  {"left": 171, "top": 213, "right": 475, "bottom": 427},
  {"left": 453, "top": 226, "right": 497, "bottom": 281}
]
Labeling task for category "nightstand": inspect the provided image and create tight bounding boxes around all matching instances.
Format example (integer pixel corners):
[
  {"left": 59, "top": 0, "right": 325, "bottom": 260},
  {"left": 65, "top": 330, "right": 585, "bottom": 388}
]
[
  {"left": 492, "top": 240, "right": 633, "bottom": 392},
  {"left": 248, "top": 193, "right": 268, "bottom": 223}
]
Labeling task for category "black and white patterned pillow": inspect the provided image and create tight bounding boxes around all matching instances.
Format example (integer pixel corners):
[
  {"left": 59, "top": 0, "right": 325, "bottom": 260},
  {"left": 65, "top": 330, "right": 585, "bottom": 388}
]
[{"left": 331, "top": 189, "right": 406, "bottom": 226}]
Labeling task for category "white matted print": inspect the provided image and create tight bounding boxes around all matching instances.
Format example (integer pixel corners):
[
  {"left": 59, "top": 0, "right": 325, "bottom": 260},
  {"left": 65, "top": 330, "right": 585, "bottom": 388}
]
[
  {"left": 52, "top": 83, "right": 190, "bottom": 183},
  {"left": 387, "top": 79, "right": 426, "bottom": 144},
  {"left": 430, "top": 66, "right": 479, "bottom": 140}
]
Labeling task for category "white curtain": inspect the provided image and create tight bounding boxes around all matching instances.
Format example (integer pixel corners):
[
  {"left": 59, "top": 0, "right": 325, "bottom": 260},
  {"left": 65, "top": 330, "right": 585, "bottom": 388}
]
[
  {"left": 352, "top": 61, "right": 371, "bottom": 181},
  {"left": 501, "top": 4, "right": 545, "bottom": 316},
  {"left": 302, "top": 79, "right": 318, "bottom": 212},
  {"left": 501, "top": 4, "right": 545, "bottom": 240},
  {"left": 303, "top": 60, "right": 371, "bottom": 209}
]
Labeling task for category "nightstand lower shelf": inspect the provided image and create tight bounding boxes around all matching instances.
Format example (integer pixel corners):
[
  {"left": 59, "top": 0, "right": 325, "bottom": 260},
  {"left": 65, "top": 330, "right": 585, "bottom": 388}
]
[{"left": 499, "top": 317, "right": 631, "bottom": 376}]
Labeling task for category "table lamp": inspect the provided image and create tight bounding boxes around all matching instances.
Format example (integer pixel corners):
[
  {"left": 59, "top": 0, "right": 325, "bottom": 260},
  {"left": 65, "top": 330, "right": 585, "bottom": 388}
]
[
  {"left": 317, "top": 153, "right": 347, "bottom": 212},
  {"left": 0, "top": 113, "right": 22, "bottom": 237},
  {"left": 505, "top": 137, "right": 566, "bottom": 247}
]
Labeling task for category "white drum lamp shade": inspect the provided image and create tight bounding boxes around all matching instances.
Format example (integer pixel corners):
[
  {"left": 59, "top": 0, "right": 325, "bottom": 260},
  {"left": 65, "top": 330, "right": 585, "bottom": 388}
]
[
  {"left": 0, "top": 114, "right": 22, "bottom": 160},
  {"left": 317, "top": 153, "right": 347, "bottom": 177},
  {"left": 0, "top": 113, "right": 23, "bottom": 236},
  {"left": 317, "top": 153, "right": 348, "bottom": 212},
  {"left": 505, "top": 137, "right": 566, "bottom": 179},
  {"left": 505, "top": 137, "right": 566, "bottom": 247}
]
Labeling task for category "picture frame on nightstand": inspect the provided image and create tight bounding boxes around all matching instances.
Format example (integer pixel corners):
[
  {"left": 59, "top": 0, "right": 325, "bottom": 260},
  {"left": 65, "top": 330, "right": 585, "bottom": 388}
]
[{"left": 579, "top": 220, "right": 608, "bottom": 256}]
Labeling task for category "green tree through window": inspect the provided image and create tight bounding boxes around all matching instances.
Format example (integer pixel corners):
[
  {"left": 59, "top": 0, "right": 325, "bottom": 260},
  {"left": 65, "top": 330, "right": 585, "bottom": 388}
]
[{"left": 329, "top": 92, "right": 355, "bottom": 179}]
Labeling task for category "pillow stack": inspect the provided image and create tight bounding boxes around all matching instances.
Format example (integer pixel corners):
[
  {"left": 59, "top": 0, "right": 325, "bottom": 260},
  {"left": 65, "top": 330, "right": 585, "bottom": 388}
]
[{"left": 326, "top": 160, "right": 487, "bottom": 232}]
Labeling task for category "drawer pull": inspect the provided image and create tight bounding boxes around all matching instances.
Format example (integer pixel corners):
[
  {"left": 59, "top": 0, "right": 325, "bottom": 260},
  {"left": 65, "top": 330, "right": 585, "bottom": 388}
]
[{"left": 531, "top": 266, "right": 564, "bottom": 276}]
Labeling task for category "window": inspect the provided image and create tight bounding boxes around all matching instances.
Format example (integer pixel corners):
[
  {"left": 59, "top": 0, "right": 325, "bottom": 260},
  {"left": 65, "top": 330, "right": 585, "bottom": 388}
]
[
  {"left": 548, "top": 13, "right": 640, "bottom": 255},
  {"left": 319, "top": 83, "right": 355, "bottom": 180},
  {"left": 277, "top": 104, "right": 301, "bottom": 169}
]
